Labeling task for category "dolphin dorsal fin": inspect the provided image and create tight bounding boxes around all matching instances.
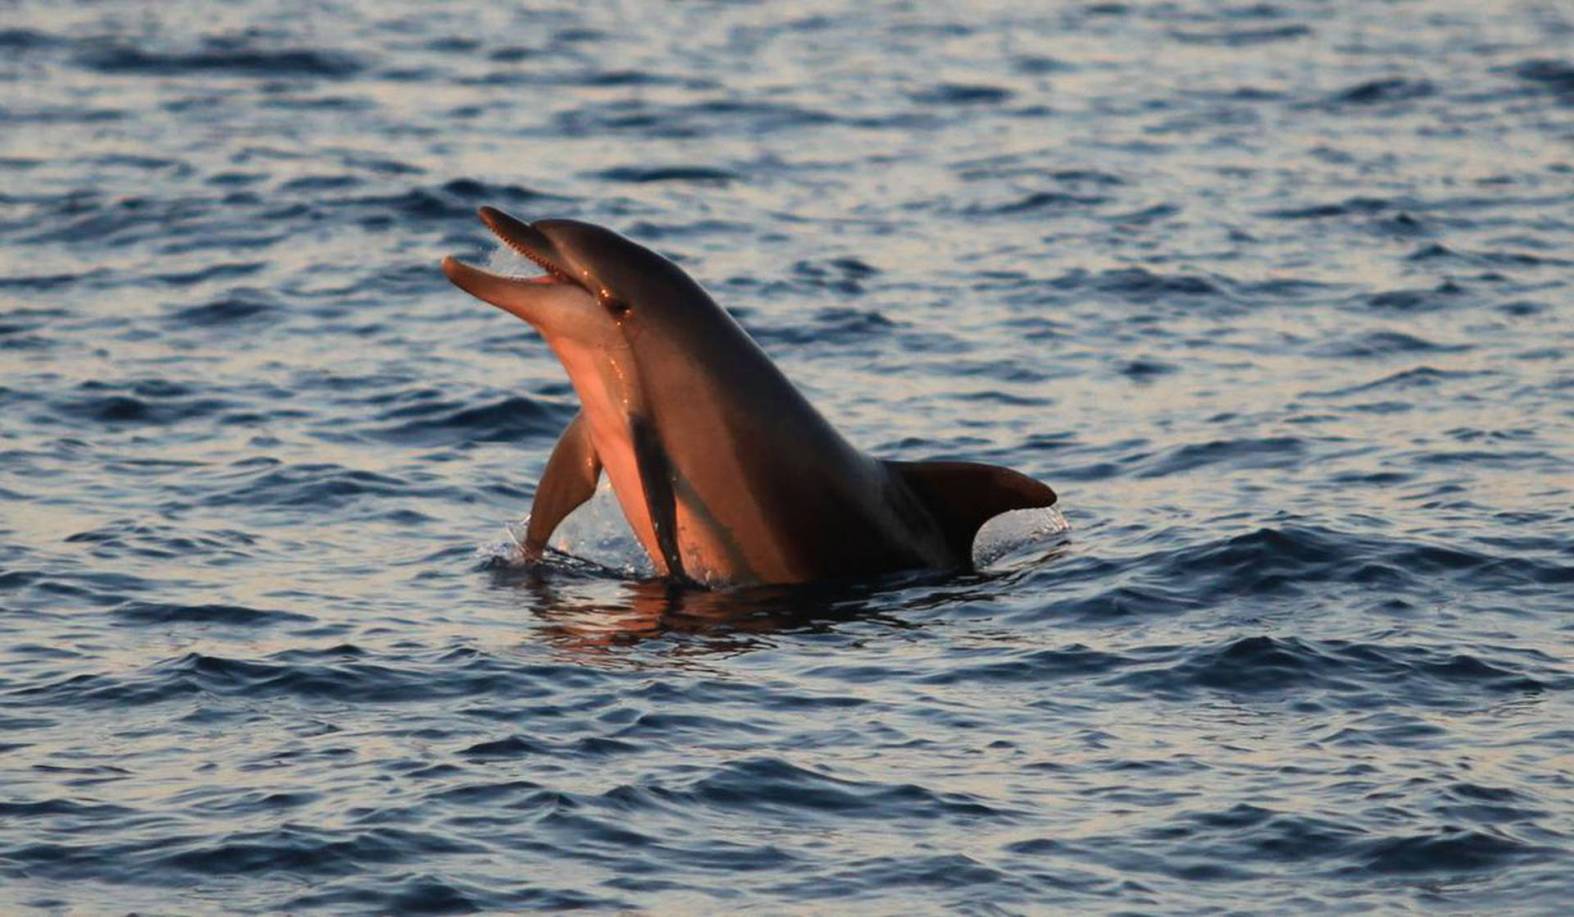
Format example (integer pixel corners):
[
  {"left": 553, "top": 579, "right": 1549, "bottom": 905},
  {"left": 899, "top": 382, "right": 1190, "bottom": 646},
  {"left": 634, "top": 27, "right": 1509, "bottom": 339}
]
[
  {"left": 885, "top": 460, "right": 1058, "bottom": 561},
  {"left": 524, "top": 412, "right": 602, "bottom": 559}
]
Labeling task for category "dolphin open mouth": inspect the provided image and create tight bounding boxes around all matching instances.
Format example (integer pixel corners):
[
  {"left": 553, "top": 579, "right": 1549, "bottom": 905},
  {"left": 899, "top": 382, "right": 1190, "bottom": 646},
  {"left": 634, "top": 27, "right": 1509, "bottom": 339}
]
[
  {"left": 441, "top": 208, "right": 607, "bottom": 330},
  {"left": 441, "top": 207, "right": 577, "bottom": 292},
  {"left": 479, "top": 207, "right": 573, "bottom": 285}
]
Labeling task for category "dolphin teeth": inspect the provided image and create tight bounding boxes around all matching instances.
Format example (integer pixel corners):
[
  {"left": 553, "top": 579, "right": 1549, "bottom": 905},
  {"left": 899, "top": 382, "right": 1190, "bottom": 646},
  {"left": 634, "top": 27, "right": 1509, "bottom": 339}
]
[
  {"left": 527, "top": 256, "right": 572, "bottom": 284},
  {"left": 501, "top": 236, "right": 564, "bottom": 279},
  {"left": 485, "top": 247, "right": 563, "bottom": 285},
  {"left": 478, "top": 207, "right": 574, "bottom": 284}
]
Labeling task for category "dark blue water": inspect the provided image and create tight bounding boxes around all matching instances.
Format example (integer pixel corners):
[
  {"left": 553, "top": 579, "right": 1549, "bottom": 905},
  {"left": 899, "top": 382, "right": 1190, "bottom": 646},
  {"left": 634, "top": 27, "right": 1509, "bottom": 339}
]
[{"left": 4, "top": 1, "right": 1573, "bottom": 911}]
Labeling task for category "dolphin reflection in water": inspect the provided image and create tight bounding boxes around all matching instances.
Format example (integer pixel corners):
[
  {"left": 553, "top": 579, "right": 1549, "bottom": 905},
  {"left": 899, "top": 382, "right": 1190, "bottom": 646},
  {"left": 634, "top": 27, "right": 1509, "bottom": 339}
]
[{"left": 444, "top": 208, "right": 1057, "bottom": 587}]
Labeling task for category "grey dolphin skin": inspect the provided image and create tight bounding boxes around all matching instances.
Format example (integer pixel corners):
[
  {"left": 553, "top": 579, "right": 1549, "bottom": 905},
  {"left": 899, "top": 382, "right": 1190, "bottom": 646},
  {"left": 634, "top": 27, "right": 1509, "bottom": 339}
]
[{"left": 443, "top": 208, "right": 1057, "bottom": 586}]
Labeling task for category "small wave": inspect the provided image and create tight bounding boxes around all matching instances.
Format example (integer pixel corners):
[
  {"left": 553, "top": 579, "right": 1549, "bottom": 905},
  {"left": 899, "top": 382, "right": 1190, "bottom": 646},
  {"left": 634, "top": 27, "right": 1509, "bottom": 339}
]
[
  {"left": 0, "top": 272, "right": 105, "bottom": 291},
  {"left": 577, "top": 69, "right": 712, "bottom": 88},
  {"left": 1137, "top": 436, "right": 1304, "bottom": 477},
  {"left": 0, "top": 105, "right": 125, "bottom": 124},
  {"left": 63, "top": 520, "right": 257, "bottom": 558},
  {"left": 1106, "top": 202, "right": 1180, "bottom": 225},
  {"left": 20, "top": 650, "right": 577, "bottom": 707},
  {"left": 461, "top": 735, "right": 552, "bottom": 758},
  {"left": 1115, "top": 634, "right": 1553, "bottom": 703},
  {"left": 1050, "top": 267, "right": 1222, "bottom": 302},
  {"left": 1367, "top": 286, "right": 1464, "bottom": 311},
  {"left": 1406, "top": 242, "right": 1570, "bottom": 267},
  {"left": 0, "top": 570, "right": 46, "bottom": 591},
  {"left": 1148, "top": 636, "right": 1341, "bottom": 694},
  {"left": 1052, "top": 168, "right": 1124, "bottom": 186},
  {"left": 89, "top": 153, "right": 188, "bottom": 172},
  {"left": 36, "top": 648, "right": 613, "bottom": 707},
  {"left": 1326, "top": 78, "right": 1435, "bottom": 107},
  {"left": 1356, "top": 830, "right": 1546, "bottom": 875},
  {"left": 678, "top": 757, "right": 1012, "bottom": 822},
  {"left": 553, "top": 98, "right": 837, "bottom": 139},
  {"left": 200, "top": 462, "right": 415, "bottom": 510},
  {"left": 1310, "top": 330, "right": 1468, "bottom": 358},
  {"left": 1097, "top": 268, "right": 1219, "bottom": 298},
  {"left": 1120, "top": 357, "right": 1177, "bottom": 379},
  {"left": 287, "top": 876, "right": 613, "bottom": 913},
  {"left": 1159, "top": 803, "right": 1360, "bottom": 866},
  {"left": 782, "top": 257, "right": 882, "bottom": 296},
  {"left": 79, "top": 43, "right": 362, "bottom": 78},
  {"left": 18, "top": 192, "right": 281, "bottom": 250},
  {"left": 592, "top": 166, "right": 740, "bottom": 184},
  {"left": 778, "top": 853, "right": 1008, "bottom": 896},
  {"left": 967, "top": 191, "right": 1108, "bottom": 216},
  {"left": 0, "top": 28, "right": 61, "bottom": 50},
  {"left": 1013, "top": 55, "right": 1073, "bottom": 74},
  {"left": 438, "top": 178, "right": 550, "bottom": 202},
  {"left": 318, "top": 180, "right": 558, "bottom": 229},
  {"left": 1307, "top": 365, "right": 1481, "bottom": 398},
  {"left": 1171, "top": 25, "right": 1311, "bottom": 46},
  {"left": 910, "top": 83, "right": 1014, "bottom": 105},
  {"left": 1236, "top": 277, "right": 1343, "bottom": 300},
  {"left": 1513, "top": 59, "right": 1574, "bottom": 97},
  {"left": 919, "top": 644, "right": 1123, "bottom": 686},
  {"left": 278, "top": 174, "right": 363, "bottom": 192},
  {"left": 168, "top": 291, "right": 278, "bottom": 326},
  {"left": 1497, "top": 300, "right": 1544, "bottom": 316},
  {"left": 747, "top": 308, "right": 896, "bottom": 346},
  {"left": 373, "top": 395, "right": 571, "bottom": 446},
  {"left": 111, "top": 602, "right": 313, "bottom": 628},
  {"left": 152, "top": 827, "right": 483, "bottom": 878},
  {"left": 153, "top": 261, "right": 266, "bottom": 286},
  {"left": 1265, "top": 196, "right": 1391, "bottom": 219},
  {"left": 55, "top": 381, "right": 231, "bottom": 427}
]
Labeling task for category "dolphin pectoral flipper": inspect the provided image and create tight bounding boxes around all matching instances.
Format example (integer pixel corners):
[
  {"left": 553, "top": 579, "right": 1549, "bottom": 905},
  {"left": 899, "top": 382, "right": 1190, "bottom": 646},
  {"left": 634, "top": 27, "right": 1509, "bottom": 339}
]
[
  {"left": 524, "top": 412, "right": 602, "bottom": 559},
  {"left": 884, "top": 460, "right": 1058, "bottom": 563}
]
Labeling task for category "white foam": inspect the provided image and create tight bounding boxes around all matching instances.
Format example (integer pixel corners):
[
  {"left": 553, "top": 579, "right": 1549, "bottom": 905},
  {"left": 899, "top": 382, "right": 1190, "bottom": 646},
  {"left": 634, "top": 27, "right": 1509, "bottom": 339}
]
[{"left": 973, "top": 505, "right": 1072, "bottom": 569}]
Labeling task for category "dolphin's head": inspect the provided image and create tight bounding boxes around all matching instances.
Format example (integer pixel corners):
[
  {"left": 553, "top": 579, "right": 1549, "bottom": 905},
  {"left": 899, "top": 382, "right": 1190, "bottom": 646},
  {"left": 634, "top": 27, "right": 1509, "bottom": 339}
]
[{"left": 442, "top": 208, "right": 710, "bottom": 349}]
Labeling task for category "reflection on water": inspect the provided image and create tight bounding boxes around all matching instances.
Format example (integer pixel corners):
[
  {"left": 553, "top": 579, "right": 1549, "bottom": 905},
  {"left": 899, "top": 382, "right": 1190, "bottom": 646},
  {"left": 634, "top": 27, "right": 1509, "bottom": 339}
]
[{"left": 493, "top": 559, "right": 918, "bottom": 657}]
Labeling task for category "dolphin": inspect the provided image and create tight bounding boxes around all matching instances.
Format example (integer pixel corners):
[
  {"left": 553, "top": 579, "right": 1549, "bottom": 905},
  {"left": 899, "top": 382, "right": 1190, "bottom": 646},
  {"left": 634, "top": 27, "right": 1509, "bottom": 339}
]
[{"left": 442, "top": 207, "right": 1056, "bottom": 586}]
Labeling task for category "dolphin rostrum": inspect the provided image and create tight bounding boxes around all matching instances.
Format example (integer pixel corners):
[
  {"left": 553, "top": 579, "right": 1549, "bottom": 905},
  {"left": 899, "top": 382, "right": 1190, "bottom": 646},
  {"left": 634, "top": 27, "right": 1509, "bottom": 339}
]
[{"left": 443, "top": 208, "right": 1057, "bottom": 586}]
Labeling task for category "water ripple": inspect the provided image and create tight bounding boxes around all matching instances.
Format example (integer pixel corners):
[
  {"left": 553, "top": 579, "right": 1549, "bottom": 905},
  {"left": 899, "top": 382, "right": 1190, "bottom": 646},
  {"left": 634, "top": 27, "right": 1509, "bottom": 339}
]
[{"left": 2, "top": 0, "right": 1571, "bottom": 912}]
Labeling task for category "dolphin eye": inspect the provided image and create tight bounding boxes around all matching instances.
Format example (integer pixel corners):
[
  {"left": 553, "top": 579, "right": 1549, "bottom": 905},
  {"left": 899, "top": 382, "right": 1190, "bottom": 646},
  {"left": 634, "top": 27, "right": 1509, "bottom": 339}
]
[{"left": 601, "top": 294, "right": 630, "bottom": 317}]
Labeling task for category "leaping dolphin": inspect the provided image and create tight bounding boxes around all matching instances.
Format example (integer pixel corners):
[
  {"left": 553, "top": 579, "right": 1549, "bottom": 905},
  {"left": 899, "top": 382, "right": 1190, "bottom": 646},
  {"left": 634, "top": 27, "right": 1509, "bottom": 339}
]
[{"left": 443, "top": 208, "right": 1056, "bottom": 586}]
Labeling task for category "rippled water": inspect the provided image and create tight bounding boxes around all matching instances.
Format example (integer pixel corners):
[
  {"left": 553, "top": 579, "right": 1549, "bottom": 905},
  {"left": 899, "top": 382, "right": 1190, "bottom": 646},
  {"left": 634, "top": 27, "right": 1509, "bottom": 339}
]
[{"left": 4, "top": 0, "right": 1573, "bottom": 911}]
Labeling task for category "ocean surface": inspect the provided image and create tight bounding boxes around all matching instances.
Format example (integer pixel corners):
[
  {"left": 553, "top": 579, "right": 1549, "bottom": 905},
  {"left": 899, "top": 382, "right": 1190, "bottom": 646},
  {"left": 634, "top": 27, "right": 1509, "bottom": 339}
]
[{"left": 3, "top": 0, "right": 1573, "bottom": 912}]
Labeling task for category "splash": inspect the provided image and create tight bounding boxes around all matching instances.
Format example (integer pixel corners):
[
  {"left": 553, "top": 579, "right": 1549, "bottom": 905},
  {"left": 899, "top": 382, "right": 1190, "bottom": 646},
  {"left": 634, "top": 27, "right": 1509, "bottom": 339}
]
[
  {"left": 476, "top": 479, "right": 654, "bottom": 577},
  {"left": 972, "top": 505, "right": 1071, "bottom": 569}
]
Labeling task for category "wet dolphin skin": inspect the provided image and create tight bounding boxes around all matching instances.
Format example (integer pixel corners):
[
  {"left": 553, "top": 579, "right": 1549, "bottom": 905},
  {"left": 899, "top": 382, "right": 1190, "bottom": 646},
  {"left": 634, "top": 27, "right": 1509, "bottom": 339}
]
[{"left": 443, "top": 208, "right": 1057, "bottom": 586}]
